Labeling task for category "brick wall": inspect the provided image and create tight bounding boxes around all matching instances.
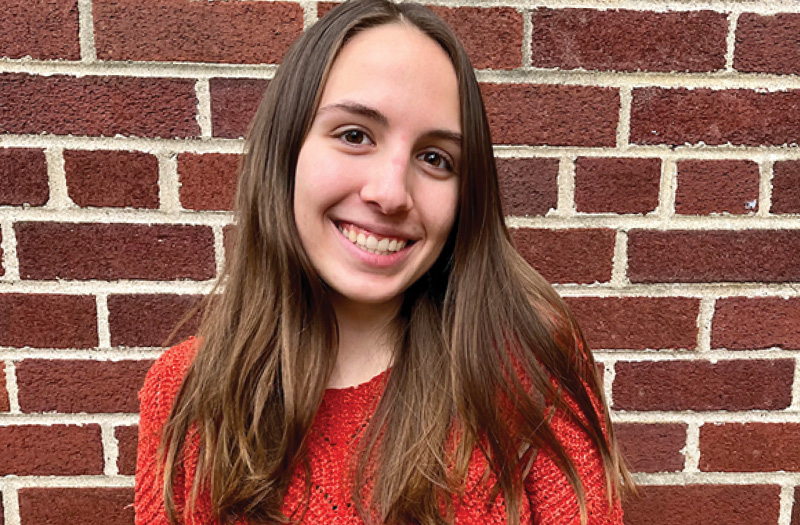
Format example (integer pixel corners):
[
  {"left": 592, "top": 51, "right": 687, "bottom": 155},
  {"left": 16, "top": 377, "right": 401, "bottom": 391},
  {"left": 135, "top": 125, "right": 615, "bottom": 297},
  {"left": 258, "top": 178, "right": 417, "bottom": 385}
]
[{"left": 1, "top": 0, "right": 799, "bottom": 523}]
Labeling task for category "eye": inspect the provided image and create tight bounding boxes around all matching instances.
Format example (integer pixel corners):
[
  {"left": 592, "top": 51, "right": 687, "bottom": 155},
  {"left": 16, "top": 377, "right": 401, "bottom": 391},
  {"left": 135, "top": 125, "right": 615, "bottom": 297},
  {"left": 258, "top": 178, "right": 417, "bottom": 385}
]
[
  {"left": 338, "top": 128, "right": 373, "bottom": 146},
  {"left": 418, "top": 151, "right": 454, "bottom": 172}
]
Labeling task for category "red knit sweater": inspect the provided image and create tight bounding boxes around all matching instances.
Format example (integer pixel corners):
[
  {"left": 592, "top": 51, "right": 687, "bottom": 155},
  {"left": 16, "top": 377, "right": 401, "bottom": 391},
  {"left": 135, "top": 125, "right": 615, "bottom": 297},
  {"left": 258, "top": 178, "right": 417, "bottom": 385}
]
[{"left": 135, "top": 338, "right": 623, "bottom": 524}]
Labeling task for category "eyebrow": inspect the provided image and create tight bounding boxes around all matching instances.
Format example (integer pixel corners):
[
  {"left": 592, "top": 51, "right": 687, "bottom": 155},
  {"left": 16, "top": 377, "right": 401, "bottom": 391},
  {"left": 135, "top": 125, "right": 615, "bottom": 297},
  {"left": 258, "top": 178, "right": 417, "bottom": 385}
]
[{"left": 317, "top": 101, "right": 463, "bottom": 146}]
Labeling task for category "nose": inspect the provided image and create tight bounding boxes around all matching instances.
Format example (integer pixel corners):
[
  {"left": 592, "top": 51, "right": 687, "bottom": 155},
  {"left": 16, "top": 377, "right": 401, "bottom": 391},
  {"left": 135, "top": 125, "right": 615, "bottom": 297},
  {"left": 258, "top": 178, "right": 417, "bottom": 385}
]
[{"left": 359, "top": 151, "right": 413, "bottom": 215}]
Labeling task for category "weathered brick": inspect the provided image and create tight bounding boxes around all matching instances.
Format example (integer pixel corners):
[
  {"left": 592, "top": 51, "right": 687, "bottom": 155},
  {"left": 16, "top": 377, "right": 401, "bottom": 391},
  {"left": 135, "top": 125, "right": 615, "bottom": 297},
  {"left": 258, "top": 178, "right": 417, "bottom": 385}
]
[
  {"left": 16, "top": 222, "right": 215, "bottom": 281},
  {"left": 512, "top": 229, "right": 615, "bottom": 284},
  {"left": 0, "top": 73, "right": 199, "bottom": 138},
  {"left": 1, "top": 0, "right": 79, "bottom": 60},
  {"left": 712, "top": 297, "right": 800, "bottom": 350},
  {"left": 115, "top": 426, "right": 138, "bottom": 476},
  {"left": 736, "top": 14, "right": 800, "bottom": 75},
  {"left": 531, "top": 9, "right": 726, "bottom": 73},
  {"left": 64, "top": 150, "right": 159, "bottom": 209},
  {"left": 631, "top": 87, "right": 800, "bottom": 146},
  {"left": 496, "top": 158, "right": 559, "bottom": 217},
  {"left": 0, "top": 148, "right": 48, "bottom": 206},
  {"left": 574, "top": 157, "right": 660, "bottom": 214},
  {"left": 16, "top": 359, "right": 153, "bottom": 413},
  {"left": 178, "top": 153, "right": 238, "bottom": 211},
  {"left": 700, "top": 423, "right": 800, "bottom": 472},
  {"left": 615, "top": 423, "right": 686, "bottom": 473},
  {"left": 480, "top": 84, "right": 618, "bottom": 146},
  {"left": 209, "top": 78, "right": 269, "bottom": 139},
  {"left": 0, "top": 294, "right": 97, "bottom": 349},
  {"left": 0, "top": 424, "right": 103, "bottom": 475},
  {"left": 564, "top": 297, "right": 699, "bottom": 350},
  {"left": 628, "top": 230, "right": 800, "bottom": 283},
  {"left": 772, "top": 160, "right": 800, "bottom": 214},
  {"left": 623, "top": 485, "right": 780, "bottom": 525},
  {"left": 108, "top": 294, "right": 203, "bottom": 347},
  {"left": 430, "top": 7, "right": 522, "bottom": 69},
  {"left": 94, "top": 0, "right": 302, "bottom": 64},
  {"left": 613, "top": 359, "right": 794, "bottom": 411},
  {"left": 0, "top": 363, "right": 9, "bottom": 412},
  {"left": 675, "top": 160, "right": 760, "bottom": 215},
  {"left": 19, "top": 488, "right": 134, "bottom": 525}
]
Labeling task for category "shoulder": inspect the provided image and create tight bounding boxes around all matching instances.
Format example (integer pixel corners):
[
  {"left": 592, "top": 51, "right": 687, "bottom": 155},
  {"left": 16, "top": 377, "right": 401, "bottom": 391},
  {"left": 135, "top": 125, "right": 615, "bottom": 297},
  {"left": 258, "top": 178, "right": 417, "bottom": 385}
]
[{"left": 139, "top": 337, "right": 199, "bottom": 430}]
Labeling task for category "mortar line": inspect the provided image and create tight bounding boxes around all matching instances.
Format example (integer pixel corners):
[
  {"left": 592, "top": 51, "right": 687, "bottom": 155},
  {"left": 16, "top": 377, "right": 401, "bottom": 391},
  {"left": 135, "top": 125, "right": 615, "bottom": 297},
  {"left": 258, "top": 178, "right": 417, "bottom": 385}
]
[
  {"left": 658, "top": 157, "right": 677, "bottom": 218},
  {"left": 616, "top": 86, "right": 632, "bottom": 149},
  {"left": 158, "top": 153, "right": 181, "bottom": 213},
  {"left": 301, "top": 1, "right": 319, "bottom": 29},
  {"left": 779, "top": 484, "right": 794, "bottom": 525},
  {"left": 725, "top": 11, "right": 739, "bottom": 72},
  {"left": 5, "top": 360, "right": 20, "bottom": 414},
  {"left": 77, "top": 0, "right": 97, "bottom": 63},
  {"left": 195, "top": 79, "right": 213, "bottom": 139},
  {"left": 521, "top": 7, "right": 533, "bottom": 68},
  {"left": 684, "top": 421, "right": 701, "bottom": 472},
  {"left": 45, "top": 148, "right": 73, "bottom": 209},
  {"left": 696, "top": 297, "right": 715, "bottom": 353},
  {"left": 1, "top": 221, "right": 19, "bottom": 281},
  {"left": 791, "top": 358, "right": 800, "bottom": 411},
  {"left": 101, "top": 422, "right": 120, "bottom": 476},
  {"left": 601, "top": 357, "right": 615, "bottom": 409},
  {"left": 97, "top": 293, "right": 111, "bottom": 349},
  {"left": 610, "top": 230, "right": 628, "bottom": 287},
  {"left": 2, "top": 486, "right": 20, "bottom": 525},
  {"left": 556, "top": 156, "right": 576, "bottom": 216},
  {"left": 213, "top": 224, "right": 227, "bottom": 279},
  {"left": 760, "top": 158, "right": 775, "bottom": 217}
]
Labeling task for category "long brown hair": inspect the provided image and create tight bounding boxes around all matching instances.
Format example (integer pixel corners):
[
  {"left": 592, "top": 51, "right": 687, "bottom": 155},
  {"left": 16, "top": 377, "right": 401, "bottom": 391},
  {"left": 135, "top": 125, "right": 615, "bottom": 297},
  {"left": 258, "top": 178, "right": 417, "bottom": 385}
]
[{"left": 160, "top": 1, "right": 631, "bottom": 523}]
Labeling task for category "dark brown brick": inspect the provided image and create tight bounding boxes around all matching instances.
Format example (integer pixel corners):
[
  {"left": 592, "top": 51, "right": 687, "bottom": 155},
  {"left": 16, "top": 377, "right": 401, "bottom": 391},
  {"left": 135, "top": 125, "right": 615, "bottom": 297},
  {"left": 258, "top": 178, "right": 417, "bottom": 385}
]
[
  {"left": 16, "top": 222, "right": 215, "bottom": 281},
  {"left": 574, "top": 157, "right": 660, "bottom": 214},
  {"left": 496, "top": 158, "right": 559, "bottom": 216},
  {"left": 0, "top": 424, "right": 103, "bottom": 475},
  {"left": 0, "top": 148, "right": 48, "bottom": 206},
  {"left": 565, "top": 297, "right": 699, "bottom": 351},
  {"left": 675, "top": 160, "right": 760, "bottom": 215},
  {"left": 430, "top": 7, "right": 523, "bottom": 70},
  {"left": 64, "top": 150, "right": 159, "bottom": 208},
  {"left": 736, "top": 14, "right": 800, "bottom": 75},
  {"left": 613, "top": 359, "right": 794, "bottom": 411},
  {"left": 0, "top": 294, "right": 98, "bottom": 348},
  {"left": 178, "top": 153, "right": 238, "bottom": 211},
  {"left": 94, "top": 0, "right": 302, "bottom": 64},
  {"left": 615, "top": 423, "right": 686, "bottom": 473},
  {"left": 712, "top": 297, "right": 800, "bottom": 350},
  {"left": 481, "top": 84, "right": 619, "bottom": 146},
  {"left": 512, "top": 228, "right": 615, "bottom": 284},
  {"left": 16, "top": 359, "right": 153, "bottom": 413},
  {"left": 1, "top": 0, "right": 80, "bottom": 60},
  {"left": 623, "top": 485, "right": 780, "bottom": 525},
  {"left": 0, "top": 363, "right": 9, "bottom": 412},
  {"left": 0, "top": 73, "right": 199, "bottom": 138},
  {"left": 531, "top": 9, "right": 727, "bottom": 73},
  {"left": 209, "top": 78, "right": 269, "bottom": 139},
  {"left": 631, "top": 87, "right": 800, "bottom": 146},
  {"left": 772, "top": 160, "right": 800, "bottom": 214},
  {"left": 19, "top": 488, "right": 134, "bottom": 525},
  {"left": 700, "top": 423, "right": 800, "bottom": 472},
  {"left": 108, "top": 294, "right": 203, "bottom": 347},
  {"left": 628, "top": 230, "right": 800, "bottom": 283},
  {"left": 115, "top": 425, "right": 138, "bottom": 476}
]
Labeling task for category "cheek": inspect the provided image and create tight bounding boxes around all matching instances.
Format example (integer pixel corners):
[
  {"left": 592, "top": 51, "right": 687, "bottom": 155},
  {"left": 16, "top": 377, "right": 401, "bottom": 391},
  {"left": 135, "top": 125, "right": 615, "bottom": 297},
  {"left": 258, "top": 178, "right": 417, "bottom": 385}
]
[{"left": 418, "top": 179, "right": 459, "bottom": 241}]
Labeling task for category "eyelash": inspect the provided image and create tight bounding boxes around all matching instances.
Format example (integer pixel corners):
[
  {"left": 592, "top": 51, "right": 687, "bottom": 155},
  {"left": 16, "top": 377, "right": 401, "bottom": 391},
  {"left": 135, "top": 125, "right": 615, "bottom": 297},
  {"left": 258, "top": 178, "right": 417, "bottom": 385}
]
[{"left": 335, "top": 127, "right": 456, "bottom": 174}]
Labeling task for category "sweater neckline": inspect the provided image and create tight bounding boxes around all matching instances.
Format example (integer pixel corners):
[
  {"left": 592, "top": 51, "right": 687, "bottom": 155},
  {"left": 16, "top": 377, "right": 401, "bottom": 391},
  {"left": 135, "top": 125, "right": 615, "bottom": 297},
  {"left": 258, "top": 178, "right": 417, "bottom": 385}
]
[{"left": 323, "top": 367, "right": 390, "bottom": 399}]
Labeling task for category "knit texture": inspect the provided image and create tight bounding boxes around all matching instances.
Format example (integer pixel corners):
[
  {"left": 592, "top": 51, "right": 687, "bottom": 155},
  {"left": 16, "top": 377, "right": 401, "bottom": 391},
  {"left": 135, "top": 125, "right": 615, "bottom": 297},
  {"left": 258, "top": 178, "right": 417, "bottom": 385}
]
[{"left": 135, "top": 338, "right": 623, "bottom": 524}]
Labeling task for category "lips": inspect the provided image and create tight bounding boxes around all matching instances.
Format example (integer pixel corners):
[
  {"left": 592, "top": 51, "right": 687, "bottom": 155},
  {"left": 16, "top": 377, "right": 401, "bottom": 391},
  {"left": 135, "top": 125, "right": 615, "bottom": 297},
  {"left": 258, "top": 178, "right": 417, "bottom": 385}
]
[{"left": 336, "top": 222, "right": 413, "bottom": 256}]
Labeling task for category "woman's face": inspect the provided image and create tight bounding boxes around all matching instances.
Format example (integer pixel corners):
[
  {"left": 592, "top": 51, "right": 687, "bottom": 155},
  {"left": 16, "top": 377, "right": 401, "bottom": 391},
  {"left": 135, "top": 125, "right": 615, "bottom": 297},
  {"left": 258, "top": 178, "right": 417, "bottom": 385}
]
[{"left": 293, "top": 23, "right": 461, "bottom": 310}]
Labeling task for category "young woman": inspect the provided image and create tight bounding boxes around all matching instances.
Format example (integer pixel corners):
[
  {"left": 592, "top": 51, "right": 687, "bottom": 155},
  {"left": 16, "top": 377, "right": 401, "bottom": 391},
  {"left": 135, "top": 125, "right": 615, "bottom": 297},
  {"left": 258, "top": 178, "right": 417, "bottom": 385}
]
[{"left": 135, "top": 0, "right": 631, "bottom": 523}]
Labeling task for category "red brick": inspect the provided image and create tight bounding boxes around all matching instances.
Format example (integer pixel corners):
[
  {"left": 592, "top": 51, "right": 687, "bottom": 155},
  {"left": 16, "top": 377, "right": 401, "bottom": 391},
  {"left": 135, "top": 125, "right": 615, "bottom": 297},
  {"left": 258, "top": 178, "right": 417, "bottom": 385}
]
[
  {"left": 631, "top": 87, "right": 800, "bottom": 146},
  {"left": 512, "top": 228, "right": 615, "bottom": 284},
  {"left": 17, "top": 359, "right": 152, "bottom": 413},
  {"left": 430, "top": 7, "right": 522, "bottom": 70},
  {"left": 0, "top": 73, "right": 198, "bottom": 138},
  {"left": 64, "top": 150, "right": 159, "bottom": 209},
  {"left": 675, "top": 160, "right": 760, "bottom": 215},
  {"left": 0, "top": 148, "right": 48, "bottom": 206},
  {"left": 700, "top": 423, "right": 800, "bottom": 472},
  {"left": 565, "top": 297, "right": 699, "bottom": 351},
  {"left": 615, "top": 423, "right": 686, "bottom": 473},
  {"left": 531, "top": 9, "right": 726, "bottom": 73},
  {"left": 772, "top": 160, "right": 800, "bottom": 214},
  {"left": 178, "top": 153, "right": 238, "bottom": 211},
  {"left": 736, "top": 14, "right": 800, "bottom": 75},
  {"left": 19, "top": 488, "right": 134, "bottom": 525},
  {"left": 15, "top": 222, "right": 215, "bottom": 281},
  {"left": 0, "top": 363, "right": 9, "bottom": 412},
  {"left": 613, "top": 359, "right": 793, "bottom": 411},
  {"left": 623, "top": 485, "right": 780, "bottom": 525},
  {"left": 481, "top": 84, "right": 618, "bottom": 146},
  {"left": 628, "top": 230, "right": 800, "bottom": 283},
  {"left": 574, "top": 157, "right": 660, "bottom": 214},
  {"left": 712, "top": 297, "right": 800, "bottom": 350},
  {"left": 115, "top": 425, "right": 138, "bottom": 476},
  {"left": 108, "top": 294, "right": 202, "bottom": 347},
  {"left": 1, "top": 0, "right": 79, "bottom": 60},
  {"left": 496, "top": 158, "right": 559, "bottom": 216},
  {"left": 95, "top": 0, "right": 302, "bottom": 64},
  {"left": 0, "top": 424, "right": 103, "bottom": 475},
  {"left": 0, "top": 294, "right": 97, "bottom": 348},
  {"left": 209, "top": 78, "right": 268, "bottom": 139}
]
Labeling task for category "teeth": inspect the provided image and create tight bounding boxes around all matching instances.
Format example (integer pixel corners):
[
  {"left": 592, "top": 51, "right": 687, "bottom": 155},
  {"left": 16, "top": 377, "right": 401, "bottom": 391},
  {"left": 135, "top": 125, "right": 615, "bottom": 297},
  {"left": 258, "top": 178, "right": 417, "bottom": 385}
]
[{"left": 337, "top": 224, "right": 409, "bottom": 255}]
